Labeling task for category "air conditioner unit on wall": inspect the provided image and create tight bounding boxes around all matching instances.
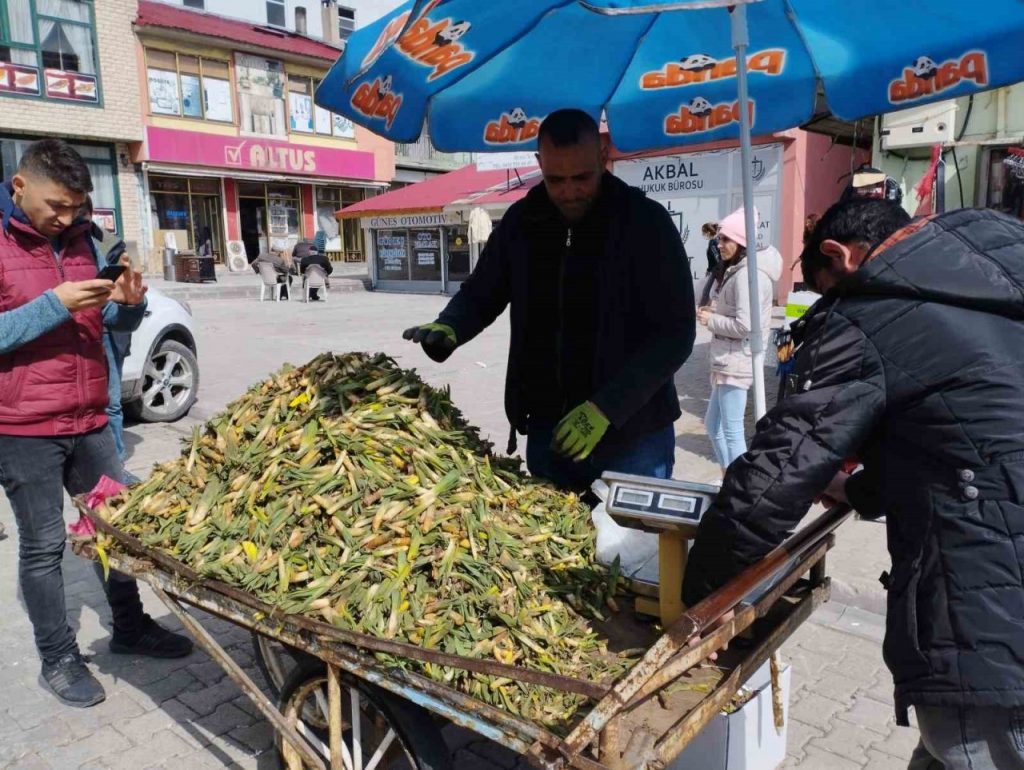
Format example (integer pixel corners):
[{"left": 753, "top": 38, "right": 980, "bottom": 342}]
[
  {"left": 881, "top": 100, "right": 958, "bottom": 151},
  {"left": 226, "top": 240, "right": 249, "bottom": 273}
]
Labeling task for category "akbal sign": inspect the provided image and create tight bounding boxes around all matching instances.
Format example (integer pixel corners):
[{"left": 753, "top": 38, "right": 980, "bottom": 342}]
[{"left": 614, "top": 144, "right": 783, "bottom": 281}]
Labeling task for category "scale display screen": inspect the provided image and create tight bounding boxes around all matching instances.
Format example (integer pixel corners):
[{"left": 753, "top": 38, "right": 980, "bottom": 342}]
[{"left": 600, "top": 473, "right": 721, "bottom": 533}]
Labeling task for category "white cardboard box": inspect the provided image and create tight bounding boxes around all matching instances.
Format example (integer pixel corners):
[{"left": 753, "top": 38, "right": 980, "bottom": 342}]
[{"left": 666, "top": 662, "right": 791, "bottom": 770}]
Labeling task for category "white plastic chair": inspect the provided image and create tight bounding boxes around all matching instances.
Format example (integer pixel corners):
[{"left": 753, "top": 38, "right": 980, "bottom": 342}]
[
  {"left": 302, "top": 264, "right": 329, "bottom": 303},
  {"left": 257, "top": 262, "right": 285, "bottom": 302}
]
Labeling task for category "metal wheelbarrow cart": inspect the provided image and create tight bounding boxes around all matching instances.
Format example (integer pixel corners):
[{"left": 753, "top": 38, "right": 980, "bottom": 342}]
[{"left": 71, "top": 485, "right": 850, "bottom": 770}]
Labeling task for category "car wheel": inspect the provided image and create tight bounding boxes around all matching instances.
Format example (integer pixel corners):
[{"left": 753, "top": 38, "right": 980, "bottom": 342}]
[{"left": 131, "top": 338, "right": 199, "bottom": 423}]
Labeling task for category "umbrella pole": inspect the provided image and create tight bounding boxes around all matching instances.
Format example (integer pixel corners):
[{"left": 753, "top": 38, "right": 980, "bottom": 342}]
[{"left": 731, "top": 3, "right": 767, "bottom": 421}]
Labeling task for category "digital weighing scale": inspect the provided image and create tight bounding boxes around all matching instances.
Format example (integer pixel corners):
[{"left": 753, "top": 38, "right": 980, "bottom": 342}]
[{"left": 598, "top": 472, "right": 721, "bottom": 626}]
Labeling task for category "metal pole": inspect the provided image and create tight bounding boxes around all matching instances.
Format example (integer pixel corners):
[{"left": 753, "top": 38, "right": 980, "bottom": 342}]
[{"left": 731, "top": 4, "right": 767, "bottom": 420}]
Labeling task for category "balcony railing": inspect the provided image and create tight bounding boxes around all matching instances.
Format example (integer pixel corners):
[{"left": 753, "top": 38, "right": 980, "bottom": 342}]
[{"left": 396, "top": 135, "right": 474, "bottom": 170}]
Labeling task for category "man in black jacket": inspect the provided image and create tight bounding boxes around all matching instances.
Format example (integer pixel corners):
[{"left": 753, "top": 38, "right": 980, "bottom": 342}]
[
  {"left": 403, "top": 109, "right": 695, "bottom": 490},
  {"left": 684, "top": 199, "right": 1024, "bottom": 769}
]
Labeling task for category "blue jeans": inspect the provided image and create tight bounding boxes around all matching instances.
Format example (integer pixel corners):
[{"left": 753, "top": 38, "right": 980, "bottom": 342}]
[
  {"left": 0, "top": 429, "right": 145, "bottom": 662},
  {"left": 705, "top": 383, "right": 748, "bottom": 470},
  {"left": 909, "top": 706, "right": 1024, "bottom": 770},
  {"left": 526, "top": 422, "right": 675, "bottom": 491},
  {"left": 103, "top": 333, "right": 126, "bottom": 463}
]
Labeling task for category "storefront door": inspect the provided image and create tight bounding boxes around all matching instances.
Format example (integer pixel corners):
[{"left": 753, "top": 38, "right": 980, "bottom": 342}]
[
  {"left": 445, "top": 225, "right": 471, "bottom": 292},
  {"left": 238, "top": 182, "right": 301, "bottom": 258}
]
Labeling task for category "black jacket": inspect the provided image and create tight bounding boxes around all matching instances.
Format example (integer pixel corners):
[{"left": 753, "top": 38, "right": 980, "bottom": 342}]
[
  {"left": 435, "top": 173, "right": 695, "bottom": 444},
  {"left": 684, "top": 208, "right": 1024, "bottom": 722}
]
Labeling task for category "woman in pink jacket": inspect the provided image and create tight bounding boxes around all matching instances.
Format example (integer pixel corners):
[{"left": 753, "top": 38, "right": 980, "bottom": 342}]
[{"left": 697, "top": 207, "right": 782, "bottom": 471}]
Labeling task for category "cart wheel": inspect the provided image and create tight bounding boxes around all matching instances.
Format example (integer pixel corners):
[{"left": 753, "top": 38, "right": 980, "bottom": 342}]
[
  {"left": 277, "top": 660, "right": 453, "bottom": 770},
  {"left": 253, "top": 633, "right": 319, "bottom": 698}
]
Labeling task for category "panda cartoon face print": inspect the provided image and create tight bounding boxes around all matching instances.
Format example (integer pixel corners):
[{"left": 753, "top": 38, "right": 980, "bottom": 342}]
[
  {"left": 377, "top": 75, "right": 393, "bottom": 99},
  {"left": 912, "top": 56, "right": 938, "bottom": 79},
  {"left": 681, "top": 53, "right": 716, "bottom": 72},
  {"left": 435, "top": 20, "right": 471, "bottom": 48},
  {"left": 688, "top": 96, "right": 713, "bottom": 117},
  {"left": 507, "top": 107, "right": 528, "bottom": 129}
]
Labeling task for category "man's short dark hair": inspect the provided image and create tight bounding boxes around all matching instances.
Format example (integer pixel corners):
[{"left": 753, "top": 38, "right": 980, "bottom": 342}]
[
  {"left": 801, "top": 199, "right": 911, "bottom": 290},
  {"left": 17, "top": 139, "right": 93, "bottom": 194},
  {"left": 538, "top": 109, "right": 600, "bottom": 148}
]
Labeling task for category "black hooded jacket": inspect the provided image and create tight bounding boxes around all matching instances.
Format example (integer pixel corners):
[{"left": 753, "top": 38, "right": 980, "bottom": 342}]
[
  {"left": 684, "top": 208, "right": 1024, "bottom": 722},
  {"left": 434, "top": 172, "right": 695, "bottom": 447}
]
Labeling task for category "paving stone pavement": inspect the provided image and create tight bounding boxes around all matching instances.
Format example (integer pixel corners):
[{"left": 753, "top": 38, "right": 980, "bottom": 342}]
[{"left": 0, "top": 295, "right": 914, "bottom": 769}]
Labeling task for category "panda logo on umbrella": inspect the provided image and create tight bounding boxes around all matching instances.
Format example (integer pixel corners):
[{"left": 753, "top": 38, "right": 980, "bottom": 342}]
[
  {"left": 687, "top": 97, "right": 714, "bottom": 118},
  {"left": 507, "top": 107, "right": 529, "bottom": 130},
  {"left": 911, "top": 56, "right": 939, "bottom": 79},
  {"left": 681, "top": 53, "right": 717, "bottom": 72},
  {"left": 435, "top": 20, "right": 471, "bottom": 48}
]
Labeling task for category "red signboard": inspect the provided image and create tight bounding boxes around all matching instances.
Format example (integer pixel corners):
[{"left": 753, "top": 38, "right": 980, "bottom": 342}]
[{"left": 146, "top": 126, "right": 376, "bottom": 180}]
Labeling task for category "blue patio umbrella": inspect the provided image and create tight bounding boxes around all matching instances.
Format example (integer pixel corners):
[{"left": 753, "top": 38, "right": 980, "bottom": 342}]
[{"left": 316, "top": 0, "right": 1024, "bottom": 417}]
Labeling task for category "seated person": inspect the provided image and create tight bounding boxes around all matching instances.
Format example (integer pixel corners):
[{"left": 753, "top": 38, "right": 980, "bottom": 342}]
[{"left": 293, "top": 240, "right": 333, "bottom": 300}]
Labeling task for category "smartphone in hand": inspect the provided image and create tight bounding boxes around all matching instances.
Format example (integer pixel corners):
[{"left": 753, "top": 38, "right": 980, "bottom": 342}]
[{"left": 96, "top": 264, "right": 127, "bottom": 282}]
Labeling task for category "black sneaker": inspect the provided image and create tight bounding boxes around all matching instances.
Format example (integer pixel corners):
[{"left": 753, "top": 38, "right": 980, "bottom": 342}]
[
  {"left": 41, "top": 653, "right": 106, "bottom": 708},
  {"left": 110, "top": 616, "right": 193, "bottom": 659}
]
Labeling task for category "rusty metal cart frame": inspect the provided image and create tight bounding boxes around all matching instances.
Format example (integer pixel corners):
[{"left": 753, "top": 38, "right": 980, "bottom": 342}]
[{"left": 73, "top": 499, "right": 852, "bottom": 770}]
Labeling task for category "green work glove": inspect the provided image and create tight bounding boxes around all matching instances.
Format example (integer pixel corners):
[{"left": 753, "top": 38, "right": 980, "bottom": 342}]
[
  {"left": 552, "top": 401, "right": 610, "bottom": 462},
  {"left": 402, "top": 322, "right": 457, "bottom": 362}
]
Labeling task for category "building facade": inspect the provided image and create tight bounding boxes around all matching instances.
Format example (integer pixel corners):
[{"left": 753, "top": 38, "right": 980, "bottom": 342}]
[
  {"left": 132, "top": 0, "right": 396, "bottom": 271},
  {"left": 875, "top": 86, "right": 1024, "bottom": 222},
  {"left": 155, "top": 0, "right": 473, "bottom": 187},
  {"left": 0, "top": 0, "right": 146, "bottom": 249}
]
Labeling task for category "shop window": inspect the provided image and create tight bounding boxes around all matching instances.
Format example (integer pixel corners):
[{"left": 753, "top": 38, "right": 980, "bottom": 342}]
[
  {"left": 316, "top": 186, "right": 365, "bottom": 262},
  {"left": 146, "top": 48, "right": 232, "bottom": 122},
  {"left": 0, "top": 0, "right": 99, "bottom": 103},
  {"left": 236, "top": 53, "right": 285, "bottom": 137},
  {"left": 183, "top": 0, "right": 204, "bottom": 7},
  {"left": 310, "top": 77, "right": 355, "bottom": 139},
  {"left": 149, "top": 175, "right": 225, "bottom": 261},
  {"left": 288, "top": 74, "right": 314, "bottom": 134},
  {"left": 375, "top": 229, "right": 409, "bottom": 280}
]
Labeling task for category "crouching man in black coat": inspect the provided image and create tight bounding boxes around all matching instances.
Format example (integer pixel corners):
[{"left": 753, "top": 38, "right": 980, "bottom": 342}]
[{"left": 684, "top": 198, "right": 1024, "bottom": 770}]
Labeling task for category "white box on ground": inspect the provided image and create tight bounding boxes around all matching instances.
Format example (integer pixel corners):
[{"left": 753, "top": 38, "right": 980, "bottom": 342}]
[{"left": 667, "top": 662, "right": 791, "bottom": 770}]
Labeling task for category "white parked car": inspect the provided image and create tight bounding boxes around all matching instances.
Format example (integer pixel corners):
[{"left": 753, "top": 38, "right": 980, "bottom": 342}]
[{"left": 121, "top": 288, "right": 200, "bottom": 423}]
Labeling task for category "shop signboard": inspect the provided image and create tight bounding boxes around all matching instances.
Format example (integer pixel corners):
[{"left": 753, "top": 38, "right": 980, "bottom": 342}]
[
  {"left": 614, "top": 144, "right": 783, "bottom": 281},
  {"left": 146, "top": 127, "right": 375, "bottom": 180},
  {"left": 366, "top": 212, "right": 458, "bottom": 229}
]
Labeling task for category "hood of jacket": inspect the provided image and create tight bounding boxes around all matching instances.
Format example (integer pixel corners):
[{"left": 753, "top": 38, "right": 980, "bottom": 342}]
[
  {"left": 720, "top": 244, "right": 783, "bottom": 284},
  {"left": 839, "top": 208, "right": 1024, "bottom": 321}
]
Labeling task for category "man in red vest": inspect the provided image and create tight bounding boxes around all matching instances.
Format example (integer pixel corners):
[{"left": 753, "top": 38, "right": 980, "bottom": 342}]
[{"left": 0, "top": 139, "right": 191, "bottom": 708}]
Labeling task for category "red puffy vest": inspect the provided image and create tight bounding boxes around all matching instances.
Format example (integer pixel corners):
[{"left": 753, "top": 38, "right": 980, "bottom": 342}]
[{"left": 0, "top": 218, "right": 108, "bottom": 436}]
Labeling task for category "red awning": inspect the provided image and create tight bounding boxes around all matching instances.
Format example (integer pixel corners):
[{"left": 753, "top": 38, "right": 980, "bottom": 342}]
[
  {"left": 338, "top": 163, "right": 540, "bottom": 219},
  {"left": 135, "top": 1, "right": 341, "bottom": 62}
]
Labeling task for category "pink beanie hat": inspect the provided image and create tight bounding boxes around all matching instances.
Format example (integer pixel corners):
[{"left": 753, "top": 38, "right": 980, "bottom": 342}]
[{"left": 718, "top": 206, "right": 759, "bottom": 248}]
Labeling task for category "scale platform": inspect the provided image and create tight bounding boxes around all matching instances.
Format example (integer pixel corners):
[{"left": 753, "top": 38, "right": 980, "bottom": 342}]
[{"left": 597, "top": 473, "right": 722, "bottom": 626}]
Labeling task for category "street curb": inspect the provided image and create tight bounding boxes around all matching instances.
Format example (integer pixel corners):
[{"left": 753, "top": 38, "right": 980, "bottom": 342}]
[{"left": 156, "top": 278, "right": 371, "bottom": 301}]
